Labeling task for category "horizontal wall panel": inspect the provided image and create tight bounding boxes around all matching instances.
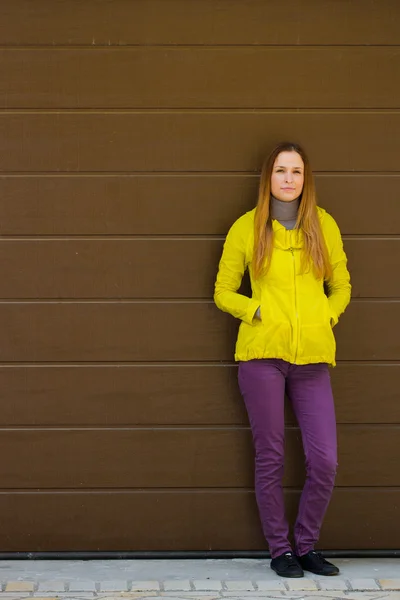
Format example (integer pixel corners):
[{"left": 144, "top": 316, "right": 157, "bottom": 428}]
[
  {"left": 0, "top": 426, "right": 399, "bottom": 488},
  {"left": 0, "top": 301, "right": 399, "bottom": 362},
  {"left": 0, "top": 364, "right": 399, "bottom": 427},
  {"left": 0, "top": 0, "right": 398, "bottom": 46},
  {"left": 1, "top": 113, "right": 400, "bottom": 173},
  {"left": 0, "top": 302, "right": 233, "bottom": 362},
  {"left": 0, "top": 488, "right": 398, "bottom": 551},
  {"left": 0, "top": 238, "right": 397, "bottom": 299},
  {"left": 0, "top": 239, "right": 218, "bottom": 299},
  {"left": 342, "top": 239, "right": 400, "bottom": 298},
  {"left": 0, "top": 365, "right": 247, "bottom": 427},
  {"left": 0, "top": 174, "right": 257, "bottom": 235},
  {"left": 0, "top": 175, "right": 399, "bottom": 236},
  {"left": 2, "top": 48, "right": 399, "bottom": 109}
]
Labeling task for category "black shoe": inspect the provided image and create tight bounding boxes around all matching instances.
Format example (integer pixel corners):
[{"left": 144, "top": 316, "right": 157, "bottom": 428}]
[
  {"left": 297, "top": 550, "right": 339, "bottom": 576},
  {"left": 270, "top": 551, "right": 304, "bottom": 578}
]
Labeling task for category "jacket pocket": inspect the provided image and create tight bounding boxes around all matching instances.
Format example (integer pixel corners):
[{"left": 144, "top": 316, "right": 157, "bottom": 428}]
[
  {"left": 257, "top": 296, "right": 292, "bottom": 355},
  {"left": 299, "top": 295, "right": 336, "bottom": 360}
]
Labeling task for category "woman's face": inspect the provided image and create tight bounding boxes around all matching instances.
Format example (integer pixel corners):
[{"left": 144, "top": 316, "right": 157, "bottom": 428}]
[{"left": 270, "top": 151, "right": 304, "bottom": 202}]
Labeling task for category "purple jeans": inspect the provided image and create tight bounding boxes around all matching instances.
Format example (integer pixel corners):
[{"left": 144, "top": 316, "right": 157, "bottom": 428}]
[{"left": 238, "top": 359, "right": 337, "bottom": 558}]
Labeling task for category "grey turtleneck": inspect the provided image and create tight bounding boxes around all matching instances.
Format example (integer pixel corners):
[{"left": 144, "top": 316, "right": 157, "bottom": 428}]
[
  {"left": 271, "top": 195, "right": 300, "bottom": 230},
  {"left": 254, "top": 196, "right": 300, "bottom": 320}
]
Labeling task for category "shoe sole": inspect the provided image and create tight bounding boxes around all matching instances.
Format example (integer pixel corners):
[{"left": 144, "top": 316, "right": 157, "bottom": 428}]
[{"left": 301, "top": 568, "right": 340, "bottom": 576}]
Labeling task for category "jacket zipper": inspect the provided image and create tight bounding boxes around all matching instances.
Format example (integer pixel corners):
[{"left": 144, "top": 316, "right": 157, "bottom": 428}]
[{"left": 290, "top": 247, "right": 299, "bottom": 362}]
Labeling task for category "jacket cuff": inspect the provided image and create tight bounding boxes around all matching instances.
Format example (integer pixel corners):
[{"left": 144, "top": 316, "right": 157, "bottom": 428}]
[
  {"left": 330, "top": 308, "right": 339, "bottom": 327},
  {"left": 244, "top": 299, "right": 261, "bottom": 326}
]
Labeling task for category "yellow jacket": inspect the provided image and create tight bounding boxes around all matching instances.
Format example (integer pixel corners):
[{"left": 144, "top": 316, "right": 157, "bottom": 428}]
[{"left": 214, "top": 207, "right": 351, "bottom": 366}]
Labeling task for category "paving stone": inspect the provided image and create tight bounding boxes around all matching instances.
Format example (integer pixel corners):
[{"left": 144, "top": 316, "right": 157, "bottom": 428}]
[
  {"left": 369, "top": 595, "right": 400, "bottom": 600},
  {"left": 49, "top": 596, "right": 95, "bottom": 600},
  {"left": 98, "top": 586, "right": 127, "bottom": 593},
  {"left": 349, "top": 579, "right": 381, "bottom": 591},
  {"left": 158, "top": 597, "right": 200, "bottom": 600},
  {"left": 317, "top": 579, "right": 349, "bottom": 591},
  {"left": 0, "top": 592, "right": 30, "bottom": 599},
  {"left": 162, "top": 595, "right": 219, "bottom": 600},
  {"left": 304, "top": 596, "right": 355, "bottom": 599},
  {"left": 163, "top": 582, "right": 192, "bottom": 592},
  {"left": 223, "top": 581, "right": 255, "bottom": 591},
  {"left": 345, "top": 594, "right": 398, "bottom": 600},
  {"left": 32, "top": 595, "right": 69, "bottom": 598},
  {"left": 157, "top": 597, "right": 199, "bottom": 600},
  {"left": 57, "top": 591, "right": 95, "bottom": 600},
  {"left": 380, "top": 581, "right": 400, "bottom": 591},
  {"left": 56, "top": 596, "right": 96, "bottom": 599},
  {"left": 98, "top": 582, "right": 128, "bottom": 592},
  {"left": 5, "top": 584, "right": 35, "bottom": 593},
  {"left": 115, "top": 595, "right": 159, "bottom": 599},
  {"left": 157, "top": 597, "right": 188, "bottom": 600},
  {"left": 222, "top": 596, "right": 279, "bottom": 600},
  {"left": 285, "top": 579, "right": 319, "bottom": 591},
  {"left": 118, "top": 595, "right": 159, "bottom": 599},
  {"left": 222, "top": 593, "right": 278, "bottom": 598},
  {"left": 181, "top": 595, "right": 219, "bottom": 599},
  {"left": 192, "top": 581, "right": 222, "bottom": 591},
  {"left": 285, "top": 596, "right": 346, "bottom": 600},
  {"left": 130, "top": 583, "right": 160, "bottom": 592},
  {"left": 33, "top": 596, "right": 93, "bottom": 599},
  {"left": 98, "top": 596, "right": 158, "bottom": 600},
  {"left": 38, "top": 582, "right": 66, "bottom": 593},
  {"left": 68, "top": 582, "right": 96, "bottom": 592},
  {"left": 255, "top": 580, "right": 286, "bottom": 591},
  {"left": 281, "top": 593, "right": 340, "bottom": 598},
  {"left": 121, "top": 593, "right": 159, "bottom": 598},
  {"left": 222, "top": 596, "right": 283, "bottom": 600},
  {"left": 309, "top": 593, "right": 354, "bottom": 598}
]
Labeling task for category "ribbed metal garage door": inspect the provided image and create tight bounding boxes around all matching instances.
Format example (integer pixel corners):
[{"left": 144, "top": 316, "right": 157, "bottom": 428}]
[{"left": 0, "top": 0, "right": 399, "bottom": 552}]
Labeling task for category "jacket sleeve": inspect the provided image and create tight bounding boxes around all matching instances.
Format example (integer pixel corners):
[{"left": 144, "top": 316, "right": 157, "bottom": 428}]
[
  {"left": 325, "top": 215, "right": 351, "bottom": 326},
  {"left": 214, "top": 217, "right": 260, "bottom": 326}
]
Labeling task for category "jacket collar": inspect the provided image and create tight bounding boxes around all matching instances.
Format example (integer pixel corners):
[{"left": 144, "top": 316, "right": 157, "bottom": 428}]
[{"left": 272, "top": 219, "right": 304, "bottom": 250}]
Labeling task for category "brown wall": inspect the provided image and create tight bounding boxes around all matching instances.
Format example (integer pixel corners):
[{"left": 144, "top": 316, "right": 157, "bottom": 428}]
[{"left": 0, "top": 0, "right": 399, "bottom": 552}]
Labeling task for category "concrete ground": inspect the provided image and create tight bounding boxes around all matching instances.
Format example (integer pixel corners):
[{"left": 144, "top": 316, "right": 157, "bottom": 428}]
[{"left": 0, "top": 558, "right": 399, "bottom": 599}]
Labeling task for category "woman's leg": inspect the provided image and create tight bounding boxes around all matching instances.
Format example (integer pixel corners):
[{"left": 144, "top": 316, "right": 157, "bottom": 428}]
[
  {"left": 286, "top": 363, "right": 337, "bottom": 556},
  {"left": 238, "top": 359, "right": 291, "bottom": 558}
]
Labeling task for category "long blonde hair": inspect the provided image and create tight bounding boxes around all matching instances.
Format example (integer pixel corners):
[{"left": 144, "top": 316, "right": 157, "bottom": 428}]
[{"left": 252, "top": 142, "right": 332, "bottom": 281}]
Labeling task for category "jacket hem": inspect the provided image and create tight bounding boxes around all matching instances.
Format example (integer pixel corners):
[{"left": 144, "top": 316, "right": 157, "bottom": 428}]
[{"left": 234, "top": 350, "right": 336, "bottom": 367}]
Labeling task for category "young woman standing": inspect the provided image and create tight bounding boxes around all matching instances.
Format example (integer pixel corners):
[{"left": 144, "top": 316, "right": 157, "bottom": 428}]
[{"left": 214, "top": 142, "right": 351, "bottom": 578}]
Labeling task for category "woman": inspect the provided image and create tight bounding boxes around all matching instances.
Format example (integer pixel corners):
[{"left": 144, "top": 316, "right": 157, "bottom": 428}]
[{"left": 214, "top": 142, "right": 351, "bottom": 578}]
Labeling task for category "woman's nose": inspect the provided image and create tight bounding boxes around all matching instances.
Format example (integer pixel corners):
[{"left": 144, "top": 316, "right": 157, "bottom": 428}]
[{"left": 285, "top": 172, "right": 294, "bottom": 182}]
